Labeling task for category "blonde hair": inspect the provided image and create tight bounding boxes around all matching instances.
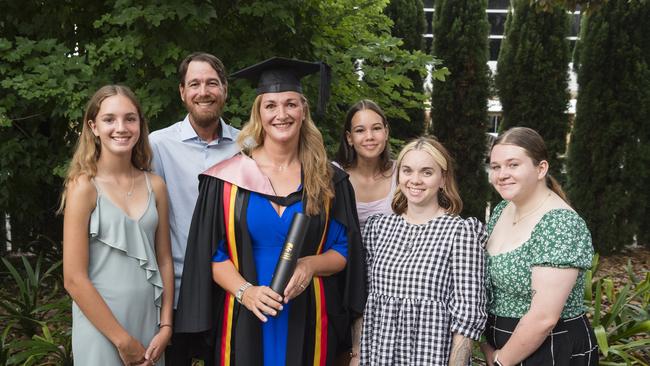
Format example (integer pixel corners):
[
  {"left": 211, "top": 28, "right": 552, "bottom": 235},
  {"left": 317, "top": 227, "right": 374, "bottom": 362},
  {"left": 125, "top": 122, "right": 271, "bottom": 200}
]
[
  {"left": 237, "top": 95, "right": 333, "bottom": 215},
  {"left": 392, "top": 136, "right": 462, "bottom": 215},
  {"left": 58, "top": 85, "right": 152, "bottom": 212}
]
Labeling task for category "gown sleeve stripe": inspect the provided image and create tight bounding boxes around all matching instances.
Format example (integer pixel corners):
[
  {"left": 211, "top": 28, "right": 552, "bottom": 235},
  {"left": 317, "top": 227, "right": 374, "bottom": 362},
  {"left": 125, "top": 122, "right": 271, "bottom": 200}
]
[
  {"left": 224, "top": 183, "right": 239, "bottom": 269},
  {"left": 220, "top": 182, "right": 238, "bottom": 366},
  {"left": 221, "top": 293, "right": 235, "bottom": 366},
  {"left": 312, "top": 204, "right": 330, "bottom": 366},
  {"left": 313, "top": 277, "right": 328, "bottom": 366}
]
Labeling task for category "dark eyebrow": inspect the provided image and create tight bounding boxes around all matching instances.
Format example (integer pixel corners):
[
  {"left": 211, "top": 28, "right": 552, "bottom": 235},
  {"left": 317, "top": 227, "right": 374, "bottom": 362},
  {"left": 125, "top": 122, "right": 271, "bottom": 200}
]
[{"left": 187, "top": 77, "right": 221, "bottom": 84}]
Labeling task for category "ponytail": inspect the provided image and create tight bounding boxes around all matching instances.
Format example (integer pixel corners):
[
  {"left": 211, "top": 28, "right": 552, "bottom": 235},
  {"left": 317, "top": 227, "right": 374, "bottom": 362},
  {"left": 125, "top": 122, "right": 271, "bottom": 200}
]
[{"left": 546, "top": 174, "right": 569, "bottom": 204}]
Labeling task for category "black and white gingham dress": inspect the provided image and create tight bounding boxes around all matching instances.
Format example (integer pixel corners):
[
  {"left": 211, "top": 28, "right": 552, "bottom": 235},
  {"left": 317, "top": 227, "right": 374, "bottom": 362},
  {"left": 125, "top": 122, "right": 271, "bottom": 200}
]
[{"left": 360, "top": 214, "right": 487, "bottom": 366}]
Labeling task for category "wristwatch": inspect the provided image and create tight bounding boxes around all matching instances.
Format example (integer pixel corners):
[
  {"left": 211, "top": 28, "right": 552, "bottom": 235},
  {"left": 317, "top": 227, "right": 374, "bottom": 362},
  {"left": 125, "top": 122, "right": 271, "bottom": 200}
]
[
  {"left": 235, "top": 282, "right": 253, "bottom": 304},
  {"left": 494, "top": 352, "right": 504, "bottom": 366}
]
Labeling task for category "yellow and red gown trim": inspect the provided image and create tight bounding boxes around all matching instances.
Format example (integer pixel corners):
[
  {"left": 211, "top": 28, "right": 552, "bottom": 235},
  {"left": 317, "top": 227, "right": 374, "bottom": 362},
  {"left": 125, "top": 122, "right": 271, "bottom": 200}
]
[{"left": 174, "top": 153, "right": 367, "bottom": 366}]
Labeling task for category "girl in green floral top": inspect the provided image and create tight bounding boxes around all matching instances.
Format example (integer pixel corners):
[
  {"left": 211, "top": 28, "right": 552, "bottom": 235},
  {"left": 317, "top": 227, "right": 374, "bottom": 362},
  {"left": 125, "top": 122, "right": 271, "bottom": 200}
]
[{"left": 480, "top": 127, "right": 598, "bottom": 366}]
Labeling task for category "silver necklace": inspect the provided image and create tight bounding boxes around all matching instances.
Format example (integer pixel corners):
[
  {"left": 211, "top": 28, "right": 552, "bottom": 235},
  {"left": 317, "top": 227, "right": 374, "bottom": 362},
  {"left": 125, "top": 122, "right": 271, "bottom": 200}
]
[
  {"left": 126, "top": 167, "right": 135, "bottom": 197},
  {"left": 512, "top": 192, "right": 551, "bottom": 225}
]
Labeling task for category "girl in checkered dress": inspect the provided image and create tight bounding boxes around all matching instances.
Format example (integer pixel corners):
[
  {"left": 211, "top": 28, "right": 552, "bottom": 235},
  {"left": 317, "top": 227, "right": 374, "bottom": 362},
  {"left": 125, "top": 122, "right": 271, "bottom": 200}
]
[{"left": 356, "top": 137, "right": 487, "bottom": 365}]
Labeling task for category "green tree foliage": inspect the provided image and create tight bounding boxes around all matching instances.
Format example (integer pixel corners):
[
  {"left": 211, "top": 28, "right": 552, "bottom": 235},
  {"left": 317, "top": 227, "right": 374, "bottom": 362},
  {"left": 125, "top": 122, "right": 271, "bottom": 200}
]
[
  {"left": 384, "top": 0, "right": 428, "bottom": 140},
  {"left": 535, "top": 0, "right": 606, "bottom": 13},
  {"left": 385, "top": 0, "right": 426, "bottom": 52},
  {"left": 430, "top": 0, "right": 491, "bottom": 219},
  {"left": 0, "top": 0, "right": 439, "bottom": 251},
  {"left": 496, "top": 0, "right": 570, "bottom": 180},
  {"left": 567, "top": 0, "right": 650, "bottom": 254}
]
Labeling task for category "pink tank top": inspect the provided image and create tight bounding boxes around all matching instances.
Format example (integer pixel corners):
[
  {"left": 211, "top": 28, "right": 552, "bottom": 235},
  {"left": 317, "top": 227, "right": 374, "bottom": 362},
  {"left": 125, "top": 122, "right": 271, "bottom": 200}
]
[{"left": 356, "top": 164, "right": 397, "bottom": 231}]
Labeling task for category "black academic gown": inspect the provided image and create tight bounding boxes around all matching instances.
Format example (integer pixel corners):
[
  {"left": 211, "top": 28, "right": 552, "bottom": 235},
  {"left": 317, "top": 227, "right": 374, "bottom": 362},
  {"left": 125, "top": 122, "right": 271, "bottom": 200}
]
[{"left": 175, "top": 155, "right": 366, "bottom": 366}]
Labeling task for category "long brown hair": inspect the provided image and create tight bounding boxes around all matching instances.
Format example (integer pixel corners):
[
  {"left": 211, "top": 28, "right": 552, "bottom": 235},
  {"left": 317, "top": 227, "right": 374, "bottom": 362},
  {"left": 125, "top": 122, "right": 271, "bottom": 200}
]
[
  {"left": 491, "top": 127, "right": 569, "bottom": 203},
  {"left": 334, "top": 99, "right": 392, "bottom": 172},
  {"left": 237, "top": 94, "right": 333, "bottom": 215},
  {"left": 58, "top": 85, "right": 152, "bottom": 212},
  {"left": 392, "top": 136, "right": 462, "bottom": 215}
]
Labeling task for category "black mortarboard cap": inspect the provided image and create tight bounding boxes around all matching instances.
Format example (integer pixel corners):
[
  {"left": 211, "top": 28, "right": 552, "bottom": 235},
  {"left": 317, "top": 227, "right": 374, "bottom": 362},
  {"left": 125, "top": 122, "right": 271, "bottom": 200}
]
[{"left": 230, "top": 57, "right": 331, "bottom": 116}]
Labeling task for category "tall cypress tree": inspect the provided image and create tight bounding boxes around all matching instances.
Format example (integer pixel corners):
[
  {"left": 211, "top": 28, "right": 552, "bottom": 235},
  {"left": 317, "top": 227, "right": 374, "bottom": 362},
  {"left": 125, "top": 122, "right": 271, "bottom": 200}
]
[
  {"left": 638, "top": 4, "right": 650, "bottom": 250},
  {"left": 496, "top": 0, "right": 570, "bottom": 180},
  {"left": 385, "top": 0, "right": 427, "bottom": 140},
  {"left": 430, "top": 0, "right": 491, "bottom": 219},
  {"left": 567, "top": 0, "right": 650, "bottom": 254}
]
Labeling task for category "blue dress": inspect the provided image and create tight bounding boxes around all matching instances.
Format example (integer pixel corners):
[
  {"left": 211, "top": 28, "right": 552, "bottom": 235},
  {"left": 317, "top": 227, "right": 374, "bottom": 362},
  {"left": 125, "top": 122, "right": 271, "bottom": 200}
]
[{"left": 213, "top": 191, "right": 348, "bottom": 366}]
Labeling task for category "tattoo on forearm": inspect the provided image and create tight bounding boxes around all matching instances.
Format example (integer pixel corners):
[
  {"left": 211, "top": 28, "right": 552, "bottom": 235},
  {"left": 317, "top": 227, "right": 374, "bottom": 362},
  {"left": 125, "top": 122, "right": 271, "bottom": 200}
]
[
  {"left": 351, "top": 317, "right": 363, "bottom": 349},
  {"left": 531, "top": 288, "right": 537, "bottom": 299},
  {"left": 449, "top": 336, "right": 472, "bottom": 366}
]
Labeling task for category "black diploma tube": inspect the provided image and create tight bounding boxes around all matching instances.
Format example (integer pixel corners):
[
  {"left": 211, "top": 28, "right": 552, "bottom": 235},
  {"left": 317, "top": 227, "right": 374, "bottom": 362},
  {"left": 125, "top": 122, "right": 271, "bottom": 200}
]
[{"left": 270, "top": 212, "right": 310, "bottom": 295}]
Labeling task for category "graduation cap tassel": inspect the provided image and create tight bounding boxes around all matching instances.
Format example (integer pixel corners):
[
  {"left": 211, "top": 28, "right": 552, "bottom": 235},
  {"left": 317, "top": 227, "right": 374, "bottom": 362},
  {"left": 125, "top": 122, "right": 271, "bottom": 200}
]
[{"left": 317, "top": 62, "right": 331, "bottom": 118}]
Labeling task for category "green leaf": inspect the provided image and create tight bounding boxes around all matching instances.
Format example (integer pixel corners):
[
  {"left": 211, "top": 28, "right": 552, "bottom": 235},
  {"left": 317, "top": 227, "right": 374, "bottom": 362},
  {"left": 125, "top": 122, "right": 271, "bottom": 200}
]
[
  {"left": 1, "top": 258, "right": 28, "bottom": 302},
  {"left": 603, "top": 283, "right": 630, "bottom": 329},
  {"left": 603, "top": 278, "right": 615, "bottom": 302},
  {"left": 584, "top": 268, "right": 593, "bottom": 302},
  {"left": 593, "top": 324, "right": 609, "bottom": 356},
  {"left": 0, "top": 108, "right": 11, "bottom": 127},
  {"left": 594, "top": 279, "right": 602, "bottom": 326},
  {"left": 611, "top": 320, "right": 650, "bottom": 342}
]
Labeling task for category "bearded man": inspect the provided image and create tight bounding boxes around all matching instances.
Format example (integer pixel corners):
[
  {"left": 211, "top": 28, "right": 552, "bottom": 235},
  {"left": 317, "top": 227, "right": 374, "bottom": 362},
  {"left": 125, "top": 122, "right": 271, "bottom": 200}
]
[{"left": 150, "top": 52, "right": 240, "bottom": 365}]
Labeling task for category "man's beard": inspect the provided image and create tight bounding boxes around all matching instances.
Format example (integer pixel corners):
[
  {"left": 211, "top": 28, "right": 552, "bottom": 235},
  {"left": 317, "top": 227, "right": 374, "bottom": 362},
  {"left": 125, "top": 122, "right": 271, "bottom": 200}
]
[
  {"left": 187, "top": 100, "right": 224, "bottom": 128},
  {"left": 189, "top": 108, "right": 220, "bottom": 128}
]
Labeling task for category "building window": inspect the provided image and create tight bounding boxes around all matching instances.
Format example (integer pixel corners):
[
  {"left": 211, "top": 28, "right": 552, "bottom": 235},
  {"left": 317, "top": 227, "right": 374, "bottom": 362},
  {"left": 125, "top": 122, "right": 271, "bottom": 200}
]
[
  {"left": 488, "top": 12, "right": 507, "bottom": 35},
  {"left": 488, "top": 0, "right": 510, "bottom": 10},
  {"left": 489, "top": 38, "right": 502, "bottom": 61}
]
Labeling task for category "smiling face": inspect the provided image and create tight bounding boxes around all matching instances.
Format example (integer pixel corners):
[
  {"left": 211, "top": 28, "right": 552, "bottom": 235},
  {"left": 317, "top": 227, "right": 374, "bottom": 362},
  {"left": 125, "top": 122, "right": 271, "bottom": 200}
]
[
  {"left": 398, "top": 149, "right": 445, "bottom": 209},
  {"left": 259, "top": 91, "right": 305, "bottom": 145},
  {"left": 89, "top": 94, "right": 141, "bottom": 157},
  {"left": 489, "top": 144, "right": 547, "bottom": 202},
  {"left": 180, "top": 60, "right": 227, "bottom": 129},
  {"left": 346, "top": 109, "right": 388, "bottom": 161}
]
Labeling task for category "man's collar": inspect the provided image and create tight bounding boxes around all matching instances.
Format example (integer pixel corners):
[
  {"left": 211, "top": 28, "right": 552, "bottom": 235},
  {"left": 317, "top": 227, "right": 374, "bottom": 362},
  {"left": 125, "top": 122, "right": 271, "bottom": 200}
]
[
  {"left": 180, "top": 115, "right": 234, "bottom": 143},
  {"left": 219, "top": 119, "right": 236, "bottom": 141}
]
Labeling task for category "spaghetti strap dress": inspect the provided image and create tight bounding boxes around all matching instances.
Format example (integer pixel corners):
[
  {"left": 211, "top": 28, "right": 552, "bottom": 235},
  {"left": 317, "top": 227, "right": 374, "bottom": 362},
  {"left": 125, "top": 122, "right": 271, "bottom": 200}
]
[{"left": 72, "top": 172, "right": 165, "bottom": 365}]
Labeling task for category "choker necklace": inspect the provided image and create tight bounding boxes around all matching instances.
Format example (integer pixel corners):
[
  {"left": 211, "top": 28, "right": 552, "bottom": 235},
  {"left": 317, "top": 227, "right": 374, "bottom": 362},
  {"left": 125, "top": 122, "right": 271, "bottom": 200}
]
[
  {"left": 512, "top": 192, "right": 551, "bottom": 226},
  {"left": 126, "top": 167, "right": 135, "bottom": 197}
]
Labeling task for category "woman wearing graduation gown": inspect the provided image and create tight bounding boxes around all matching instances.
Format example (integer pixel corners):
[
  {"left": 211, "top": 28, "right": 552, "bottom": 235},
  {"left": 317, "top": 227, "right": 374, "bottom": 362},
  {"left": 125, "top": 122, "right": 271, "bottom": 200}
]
[{"left": 174, "top": 57, "right": 366, "bottom": 366}]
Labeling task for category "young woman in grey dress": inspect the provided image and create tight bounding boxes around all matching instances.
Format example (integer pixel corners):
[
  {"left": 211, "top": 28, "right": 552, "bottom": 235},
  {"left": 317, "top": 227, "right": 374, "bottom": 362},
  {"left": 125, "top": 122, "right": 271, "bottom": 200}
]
[{"left": 60, "top": 85, "right": 174, "bottom": 365}]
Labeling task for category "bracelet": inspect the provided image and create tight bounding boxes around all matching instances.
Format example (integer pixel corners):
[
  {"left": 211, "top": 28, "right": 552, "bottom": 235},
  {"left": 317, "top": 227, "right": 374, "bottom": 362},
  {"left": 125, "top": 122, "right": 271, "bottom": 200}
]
[
  {"left": 235, "top": 282, "right": 253, "bottom": 304},
  {"left": 493, "top": 351, "right": 504, "bottom": 366},
  {"left": 349, "top": 349, "right": 359, "bottom": 358},
  {"left": 159, "top": 323, "right": 172, "bottom": 329}
]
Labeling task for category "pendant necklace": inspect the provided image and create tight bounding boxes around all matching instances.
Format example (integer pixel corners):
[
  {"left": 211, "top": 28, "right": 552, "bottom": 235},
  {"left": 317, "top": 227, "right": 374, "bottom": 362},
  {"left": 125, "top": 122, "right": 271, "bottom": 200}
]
[
  {"left": 126, "top": 167, "right": 135, "bottom": 197},
  {"left": 512, "top": 192, "right": 551, "bottom": 226}
]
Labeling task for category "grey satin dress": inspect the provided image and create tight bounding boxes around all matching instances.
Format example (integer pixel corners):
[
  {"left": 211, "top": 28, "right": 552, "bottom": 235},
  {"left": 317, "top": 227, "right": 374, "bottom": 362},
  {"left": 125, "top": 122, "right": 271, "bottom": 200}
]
[{"left": 72, "top": 173, "right": 164, "bottom": 365}]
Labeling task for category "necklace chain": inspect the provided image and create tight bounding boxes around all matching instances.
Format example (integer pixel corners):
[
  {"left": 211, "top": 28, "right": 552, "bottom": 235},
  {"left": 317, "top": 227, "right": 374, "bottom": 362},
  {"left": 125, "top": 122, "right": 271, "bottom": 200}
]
[
  {"left": 512, "top": 192, "right": 551, "bottom": 225},
  {"left": 126, "top": 167, "right": 135, "bottom": 197}
]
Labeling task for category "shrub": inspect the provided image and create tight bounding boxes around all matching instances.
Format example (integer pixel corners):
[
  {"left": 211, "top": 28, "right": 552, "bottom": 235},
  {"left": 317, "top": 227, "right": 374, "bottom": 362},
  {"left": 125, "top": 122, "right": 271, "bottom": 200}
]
[{"left": 585, "top": 254, "right": 650, "bottom": 365}]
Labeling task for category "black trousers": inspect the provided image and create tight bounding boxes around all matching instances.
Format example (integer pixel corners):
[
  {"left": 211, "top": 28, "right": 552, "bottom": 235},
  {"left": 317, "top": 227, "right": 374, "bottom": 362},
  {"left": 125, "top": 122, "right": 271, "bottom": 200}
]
[{"left": 485, "top": 313, "right": 599, "bottom": 366}]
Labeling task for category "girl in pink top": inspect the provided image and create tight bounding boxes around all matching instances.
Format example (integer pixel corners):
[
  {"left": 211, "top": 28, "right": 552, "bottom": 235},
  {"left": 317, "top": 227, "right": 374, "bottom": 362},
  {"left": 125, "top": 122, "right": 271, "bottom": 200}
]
[{"left": 334, "top": 99, "right": 396, "bottom": 230}]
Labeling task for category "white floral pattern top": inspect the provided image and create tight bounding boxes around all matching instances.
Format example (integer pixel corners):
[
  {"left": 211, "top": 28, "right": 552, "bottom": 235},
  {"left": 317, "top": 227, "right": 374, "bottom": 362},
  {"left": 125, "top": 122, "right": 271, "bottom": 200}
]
[{"left": 486, "top": 200, "right": 594, "bottom": 318}]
